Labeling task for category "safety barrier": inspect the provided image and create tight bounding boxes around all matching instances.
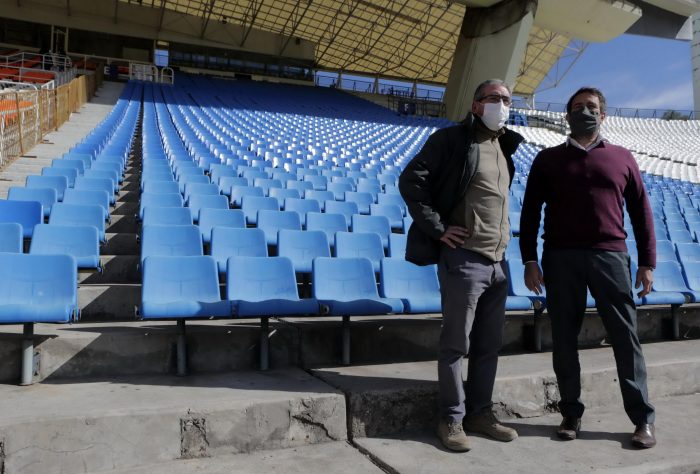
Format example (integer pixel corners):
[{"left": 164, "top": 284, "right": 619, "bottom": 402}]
[{"left": 0, "top": 74, "right": 94, "bottom": 168}]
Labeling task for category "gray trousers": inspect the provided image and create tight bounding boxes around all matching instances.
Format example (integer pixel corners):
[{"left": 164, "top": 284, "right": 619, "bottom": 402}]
[
  {"left": 542, "top": 248, "right": 655, "bottom": 425},
  {"left": 437, "top": 245, "right": 508, "bottom": 423}
]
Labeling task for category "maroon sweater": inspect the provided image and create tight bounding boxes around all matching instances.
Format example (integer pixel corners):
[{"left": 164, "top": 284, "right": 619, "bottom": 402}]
[{"left": 519, "top": 140, "right": 656, "bottom": 268}]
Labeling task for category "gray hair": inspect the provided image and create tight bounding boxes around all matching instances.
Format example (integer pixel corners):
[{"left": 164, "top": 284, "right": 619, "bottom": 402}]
[{"left": 473, "top": 79, "right": 512, "bottom": 101}]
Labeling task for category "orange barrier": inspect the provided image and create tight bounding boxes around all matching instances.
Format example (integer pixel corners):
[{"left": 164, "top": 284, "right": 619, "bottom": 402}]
[{"left": 0, "top": 74, "right": 94, "bottom": 168}]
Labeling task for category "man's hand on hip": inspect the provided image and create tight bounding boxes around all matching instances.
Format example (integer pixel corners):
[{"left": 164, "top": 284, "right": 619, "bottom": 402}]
[
  {"left": 439, "top": 226, "right": 471, "bottom": 249},
  {"left": 524, "top": 261, "right": 544, "bottom": 295},
  {"left": 635, "top": 267, "right": 654, "bottom": 298}
]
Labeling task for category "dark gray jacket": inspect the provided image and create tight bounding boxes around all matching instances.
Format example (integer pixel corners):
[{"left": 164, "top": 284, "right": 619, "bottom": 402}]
[{"left": 398, "top": 114, "right": 524, "bottom": 265}]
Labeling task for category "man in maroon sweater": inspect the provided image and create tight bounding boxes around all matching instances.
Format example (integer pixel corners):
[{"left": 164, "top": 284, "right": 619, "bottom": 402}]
[{"left": 519, "top": 87, "right": 657, "bottom": 449}]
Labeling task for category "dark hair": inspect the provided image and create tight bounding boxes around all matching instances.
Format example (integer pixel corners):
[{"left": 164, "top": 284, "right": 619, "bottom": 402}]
[
  {"left": 473, "top": 79, "right": 512, "bottom": 102},
  {"left": 566, "top": 87, "right": 607, "bottom": 114}
]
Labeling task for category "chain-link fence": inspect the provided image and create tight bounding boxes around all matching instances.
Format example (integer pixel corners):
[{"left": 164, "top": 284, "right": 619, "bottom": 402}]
[{"left": 0, "top": 74, "right": 95, "bottom": 168}]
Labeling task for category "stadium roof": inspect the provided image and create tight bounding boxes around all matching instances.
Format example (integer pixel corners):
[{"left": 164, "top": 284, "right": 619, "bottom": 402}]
[{"left": 117, "top": 0, "right": 579, "bottom": 96}]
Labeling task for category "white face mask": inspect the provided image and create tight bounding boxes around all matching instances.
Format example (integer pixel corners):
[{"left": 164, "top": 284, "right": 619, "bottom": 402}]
[{"left": 480, "top": 101, "right": 510, "bottom": 131}]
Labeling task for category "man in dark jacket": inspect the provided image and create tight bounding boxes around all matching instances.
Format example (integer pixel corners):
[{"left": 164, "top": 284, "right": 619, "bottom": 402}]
[
  {"left": 399, "top": 79, "right": 523, "bottom": 452},
  {"left": 519, "top": 87, "right": 657, "bottom": 449}
]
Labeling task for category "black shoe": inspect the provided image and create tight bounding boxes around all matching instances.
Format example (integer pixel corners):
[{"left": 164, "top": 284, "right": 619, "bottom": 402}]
[
  {"left": 557, "top": 417, "right": 581, "bottom": 440},
  {"left": 631, "top": 423, "right": 656, "bottom": 449}
]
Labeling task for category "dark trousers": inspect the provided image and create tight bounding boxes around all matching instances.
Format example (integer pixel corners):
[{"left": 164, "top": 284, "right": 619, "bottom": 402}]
[
  {"left": 542, "top": 248, "right": 655, "bottom": 425},
  {"left": 437, "top": 246, "right": 508, "bottom": 423}
]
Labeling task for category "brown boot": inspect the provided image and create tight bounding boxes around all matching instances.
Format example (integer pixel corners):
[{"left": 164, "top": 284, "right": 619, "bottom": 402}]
[
  {"left": 631, "top": 423, "right": 656, "bottom": 449},
  {"left": 463, "top": 410, "right": 518, "bottom": 442},
  {"left": 557, "top": 417, "right": 581, "bottom": 440},
  {"left": 437, "top": 419, "right": 472, "bottom": 452}
]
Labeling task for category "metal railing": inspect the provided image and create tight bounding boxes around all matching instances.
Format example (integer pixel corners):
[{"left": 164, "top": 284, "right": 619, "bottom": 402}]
[{"left": 0, "top": 74, "right": 95, "bottom": 168}]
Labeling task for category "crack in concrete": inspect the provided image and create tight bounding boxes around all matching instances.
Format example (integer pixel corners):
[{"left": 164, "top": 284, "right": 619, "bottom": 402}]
[
  {"left": 0, "top": 439, "right": 4, "bottom": 474},
  {"left": 291, "top": 414, "right": 339, "bottom": 441}
]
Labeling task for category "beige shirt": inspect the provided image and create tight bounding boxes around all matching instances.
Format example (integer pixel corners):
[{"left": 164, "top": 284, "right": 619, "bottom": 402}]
[{"left": 449, "top": 123, "right": 510, "bottom": 262}]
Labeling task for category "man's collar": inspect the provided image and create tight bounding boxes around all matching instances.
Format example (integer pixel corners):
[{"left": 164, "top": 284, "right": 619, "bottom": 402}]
[{"left": 567, "top": 134, "right": 606, "bottom": 151}]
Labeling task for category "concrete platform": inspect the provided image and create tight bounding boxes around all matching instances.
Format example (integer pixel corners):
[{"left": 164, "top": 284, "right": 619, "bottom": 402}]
[
  {"left": 354, "top": 393, "right": 700, "bottom": 474},
  {"left": 312, "top": 340, "right": 700, "bottom": 438},
  {"left": 110, "top": 441, "right": 383, "bottom": 474},
  {"left": 0, "top": 369, "right": 347, "bottom": 474},
  {"left": 1, "top": 314, "right": 700, "bottom": 383}
]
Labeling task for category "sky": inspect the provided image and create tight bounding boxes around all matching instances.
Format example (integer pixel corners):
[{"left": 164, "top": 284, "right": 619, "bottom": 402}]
[
  {"left": 533, "top": 34, "right": 695, "bottom": 113},
  {"left": 316, "top": 33, "right": 696, "bottom": 114}
]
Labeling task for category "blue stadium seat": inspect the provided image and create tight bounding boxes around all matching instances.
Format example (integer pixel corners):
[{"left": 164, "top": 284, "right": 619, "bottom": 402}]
[
  {"left": 8, "top": 186, "right": 56, "bottom": 218},
  {"left": 241, "top": 195, "right": 279, "bottom": 225},
  {"left": 269, "top": 188, "right": 301, "bottom": 209},
  {"left": 74, "top": 176, "right": 116, "bottom": 205},
  {"left": 305, "top": 190, "right": 334, "bottom": 207},
  {"left": 335, "top": 231, "right": 385, "bottom": 272},
  {"left": 187, "top": 194, "right": 229, "bottom": 222},
  {"left": 0, "top": 253, "right": 79, "bottom": 383},
  {"left": 656, "top": 240, "right": 678, "bottom": 262},
  {"left": 140, "top": 255, "right": 230, "bottom": 319},
  {"left": 0, "top": 253, "right": 78, "bottom": 318},
  {"left": 344, "top": 191, "right": 375, "bottom": 214},
  {"left": 63, "top": 189, "right": 111, "bottom": 221},
  {"left": 29, "top": 224, "right": 101, "bottom": 270},
  {"left": 210, "top": 227, "right": 267, "bottom": 274},
  {"left": 139, "top": 192, "right": 184, "bottom": 220},
  {"left": 0, "top": 200, "right": 42, "bottom": 238},
  {"left": 49, "top": 203, "right": 106, "bottom": 242},
  {"left": 227, "top": 256, "right": 319, "bottom": 316},
  {"left": 140, "top": 255, "right": 231, "bottom": 375},
  {"left": 306, "top": 212, "right": 347, "bottom": 248},
  {"left": 0, "top": 222, "right": 22, "bottom": 253},
  {"left": 277, "top": 229, "right": 330, "bottom": 273},
  {"left": 303, "top": 175, "right": 328, "bottom": 191},
  {"left": 370, "top": 203, "right": 404, "bottom": 230},
  {"left": 286, "top": 180, "right": 314, "bottom": 194},
  {"left": 380, "top": 259, "right": 441, "bottom": 313},
  {"left": 388, "top": 233, "right": 407, "bottom": 259},
  {"left": 351, "top": 214, "right": 391, "bottom": 249},
  {"left": 198, "top": 208, "right": 245, "bottom": 245},
  {"left": 253, "top": 178, "right": 283, "bottom": 196},
  {"left": 42, "top": 167, "right": 77, "bottom": 187},
  {"left": 219, "top": 177, "right": 251, "bottom": 196},
  {"left": 142, "top": 207, "right": 193, "bottom": 226},
  {"left": 143, "top": 180, "right": 180, "bottom": 194},
  {"left": 327, "top": 182, "right": 353, "bottom": 201},
  {"left": 85, "top": 169, "right": 119, "bottom": 193},
  {"left": 640, "top": 260, "right": 689, "bottom": 306},
  {"left": 184, "top": 183, "right": 220, "bottom": 205},
  {"left": 312, "top": 256, "right": 404, "bottom": 364},
  {"left": 284, "top": 198, "right": 321, "bottom": 227},
  {"left": 681, "top": 261, "right": 700, "bottom": 303},
  {"left": 140, "top": 225, "right": 202, "bottom": 265},
  {"left": 324, "top": 200, "right": 359, "bottom": 228},
  {"left": 52, "top": 159, "right": 85, "bottom": 176},
  {"left": 376, "top": 193, "right": 406, "bottom": 215},
  {"left": 26, "top": 175, "right": 68, "bottom": 201},
  {"left": 230, "top": 185, "right": 264, "bottom": 207},
  {"left": 257, "top": 210, "right": 302, "bottom": 245},
  {"left": 677, "top": 242, "right": 700, "bottom": 263}
]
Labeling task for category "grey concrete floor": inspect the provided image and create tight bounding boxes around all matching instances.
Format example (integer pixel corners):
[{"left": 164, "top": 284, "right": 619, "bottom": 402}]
[{"left": 107, "top": 393, "right": 700, "bottom": 474}]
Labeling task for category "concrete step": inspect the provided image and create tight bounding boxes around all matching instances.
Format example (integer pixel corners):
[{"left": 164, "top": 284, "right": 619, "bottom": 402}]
[
  {"left": 1, "top": 309, "right": 699, "bottom": 383},
  {"left": 106, "top": 214, "right": 138, "bottom": 234},
  {"left": 353, "top": 393, "right": 700, "bottom": 474},
  {"left": 0, "top": 370, "right": 347, "bottom": 474},
  {"left": 102, "top": 232, "right": 138, "bottom": 255},
  {"left": 0, "top": 321, "right": 298, "bottom": 383},
  {"left": 311, "top": 340, "right": 700, "bottom": 438},
  {"left": 80, "top": 256, "right": 140, "bottom": 284},
  {"left": 108, "top": 441, "right": 382, "bottom": 474}
]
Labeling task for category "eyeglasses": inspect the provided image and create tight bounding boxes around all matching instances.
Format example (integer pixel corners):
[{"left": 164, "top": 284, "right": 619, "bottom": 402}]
[{"left": 478, "top": 94, "right": 512, "bottom": 106}]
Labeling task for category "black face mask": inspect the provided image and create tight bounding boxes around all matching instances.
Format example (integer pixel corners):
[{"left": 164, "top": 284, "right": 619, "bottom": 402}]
[{"left": 568, "top": 107, "right": 600, "bottom": 137}]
